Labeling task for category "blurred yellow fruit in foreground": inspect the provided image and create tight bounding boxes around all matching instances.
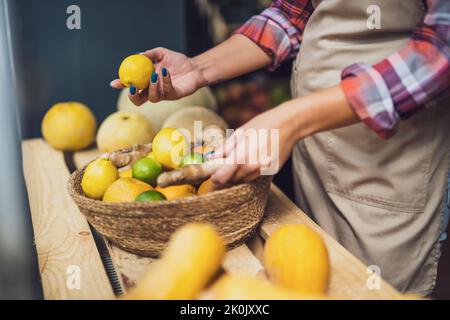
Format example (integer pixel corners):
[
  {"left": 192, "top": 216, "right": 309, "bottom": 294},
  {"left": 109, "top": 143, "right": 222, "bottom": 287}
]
[
  {"left": 103, "top": 178, "right": 152, "bottom": 203},
  {"left": 210, "top": 275, "right": 326, "bottom": 300},
  {"left": 152, "top": 128, "right": 188, "bottom": 170},
  {"left": 264, "top": 224, "right": 330, "bottom": 295},
  {"left": 97, "top": 111, "right": 155, "bottom": 152},
  {"left": 81, "top": 158, "right": 119, "bottom": 200},
  {"left": 155, "top": 184, "right": 196, "bottom": 200},
  {"left": 119, "top": 54, "right": 154, "bottom": 90},
  {"left": 42, "top": 102, "right": 97, "bottom": 151},
  {"left": 125, "top": 223, "right": 225, "bottom": 300}
]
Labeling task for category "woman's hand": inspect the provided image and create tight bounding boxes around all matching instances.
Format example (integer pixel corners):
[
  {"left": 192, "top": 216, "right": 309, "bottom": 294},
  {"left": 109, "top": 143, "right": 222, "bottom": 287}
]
[
  {"left": 110, "top": 35, "right": 273, "bottom": 106},
  {"left": 210, "top": 104, "right": 300, "bottom": 185},
  {"left": 210, "top": 85, "right": 360, "bottom": 185},
  {"left": 110, "top": 48, "right": 208, "bottom": 106}
]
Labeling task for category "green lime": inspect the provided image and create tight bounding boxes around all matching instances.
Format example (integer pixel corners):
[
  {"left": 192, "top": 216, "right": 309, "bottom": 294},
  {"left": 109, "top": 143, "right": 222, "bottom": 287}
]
[
  {"left": 181, "top": 152, "right": 204, "bottom": 167},
  {"left": 135, "top": 190, "right": 167, "bottom": 202},
  {"left": 132, "top": 157, "right": 163, "bottom": 186}
]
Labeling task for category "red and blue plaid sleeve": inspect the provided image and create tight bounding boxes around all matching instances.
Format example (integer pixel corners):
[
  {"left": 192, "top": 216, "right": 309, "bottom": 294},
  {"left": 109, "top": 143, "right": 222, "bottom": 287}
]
[
  {"left": 234, "top": 0, "right": 314, "bottom": 70},
  {"left": 341, "top": 0, "right": 450, "bottom": 139}
]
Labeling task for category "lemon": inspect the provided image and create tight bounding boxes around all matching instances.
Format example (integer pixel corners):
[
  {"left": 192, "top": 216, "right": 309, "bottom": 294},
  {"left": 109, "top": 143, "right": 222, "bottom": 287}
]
[
  {"left": 147, "top": 152, "right": 156, "bottom": 160},
  {"left": 103, "top": 178, "right": 152, "bottom": 203},
  {"left": 42, "top": 102, "right": 97, "bottom": 151},
  {"left": 155, "top": 184, "right": 196, "bottom": 201},
  {"left": 152, "top": 128, "right": 188, "bottom": 170},
  {"left": 135, "top": 190, "right": 166, "bottom": 202},
  {"left": 132, "top": 157, "right": 163, "bottom": 186},
  {"left": 81, "top": 158, "right": 119, "bottom": 200},
  {"left": 119, "top": 54, "right": 154, "bottom": 90},
  {"left": 119, "top": 168, "right": 132, "bottom": 178},
  {"left": 97, "top": 111, "right": 155, "bottom": 152}
]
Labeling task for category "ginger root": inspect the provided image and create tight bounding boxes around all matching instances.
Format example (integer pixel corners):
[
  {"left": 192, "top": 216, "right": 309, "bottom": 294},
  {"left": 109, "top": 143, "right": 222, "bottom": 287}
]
[
  {"left": 100, "top": 143, "right": 151, "bottom": 168},
  {"left": 157, "top": 158, "right": 224, "bottom": 187}
]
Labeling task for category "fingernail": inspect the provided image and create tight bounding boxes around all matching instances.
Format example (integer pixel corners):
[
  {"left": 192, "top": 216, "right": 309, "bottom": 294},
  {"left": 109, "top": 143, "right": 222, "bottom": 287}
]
[
  {"left": 129, "top": 85, "right": 136, "bottom": 95},
  {"left": 109, "top": 81, "right": 115, "bottom": 87},
  {"left": 205, "top": 151, "right": 215, "bottom": 159},
  {"left": 151, "top": 72, "right": 158, "bottom": 83},
  {"left": 162, "top": 68, "right": 168, "bottom": 77}
]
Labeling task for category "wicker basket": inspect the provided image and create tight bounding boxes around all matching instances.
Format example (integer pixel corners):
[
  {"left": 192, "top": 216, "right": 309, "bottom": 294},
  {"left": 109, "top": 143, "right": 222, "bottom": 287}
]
[{"left": 68, "top": 155, "right": 272, "bottom": 258}]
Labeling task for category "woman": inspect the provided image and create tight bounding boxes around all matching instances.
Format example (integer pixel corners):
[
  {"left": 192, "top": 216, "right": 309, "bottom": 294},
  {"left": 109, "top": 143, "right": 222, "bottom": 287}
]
[{"left": 112, "top": 0, "right": 450, "bottom": 295}]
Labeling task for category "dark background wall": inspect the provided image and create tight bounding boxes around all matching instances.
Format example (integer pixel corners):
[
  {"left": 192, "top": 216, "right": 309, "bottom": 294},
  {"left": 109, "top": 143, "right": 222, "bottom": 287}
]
[{"left": 9, "top": 0, "right": 210, "bottom": 139}]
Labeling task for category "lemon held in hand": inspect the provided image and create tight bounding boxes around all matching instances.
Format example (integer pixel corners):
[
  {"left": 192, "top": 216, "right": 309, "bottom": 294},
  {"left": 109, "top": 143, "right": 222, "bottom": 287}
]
[
  {"left": 152, "top": 128, "right": 188, "bottom": 170},
  {"left": 82, "top": 158, "right": 119, "bottom": 200},
  {"left": 42, "top": 102, "right": 97, "bottom": 151},
  {"left": 119, "top": 54, "right": 154, "bottom": 90},
  {"left": 132, "top": 157, "right": 163, "bottom": 187},
  {"left": 103, "top": 178, "right": 152, "bottom": 203},
  {"left": 135, "top": 190, "right": 166, "bottom": 202}
]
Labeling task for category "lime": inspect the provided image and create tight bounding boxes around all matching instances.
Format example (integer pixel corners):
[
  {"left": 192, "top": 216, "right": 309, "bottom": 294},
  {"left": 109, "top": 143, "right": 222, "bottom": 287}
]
[
  {"left": 132, "top": 157, "right": 163, "bottom": 186},
  {"left": 181, "top": 152, "right": 204, "bottom": 167},
  {"left": 135, "top": 190, "right": 167, "bottom": 202}
]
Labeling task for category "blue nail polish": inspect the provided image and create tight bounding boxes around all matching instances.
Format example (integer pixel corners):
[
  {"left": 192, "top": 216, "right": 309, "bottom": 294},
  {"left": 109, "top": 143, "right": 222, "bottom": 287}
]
[
  {"left": 162, "top": 68, "right": 168, "bottom": 77},
  {"left": 129, "top": 85, "right": 136, "bottom": 95},
  {"left": 205, "top": 151, "right": 215, "bottom": 159},
  {"left": 151, "top": 72, "right": 158, "bottom": 83}
]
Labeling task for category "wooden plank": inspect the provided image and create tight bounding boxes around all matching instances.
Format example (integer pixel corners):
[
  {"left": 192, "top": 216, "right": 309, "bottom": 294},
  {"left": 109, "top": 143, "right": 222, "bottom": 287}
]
[
  {"left": 222, "top": 245, "right": 266, "bottom": 278},
  {"left": 105, "top": 241, "right": 154, "bottom": 291},
  {"left": 261, "top": 184, "right": 401, "bottom": 299},
  {"left": 73, "top": 147, "right": 102, "bottom": 169},
  {"left": 22, "top": 139, "right": 114, "bottom": 299}
]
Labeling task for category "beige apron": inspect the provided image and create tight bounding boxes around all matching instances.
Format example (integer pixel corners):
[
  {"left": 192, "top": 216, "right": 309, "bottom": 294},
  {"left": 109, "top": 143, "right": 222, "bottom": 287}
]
[{"left": 292, "top": 0, "right": 450, "bottom": 295}]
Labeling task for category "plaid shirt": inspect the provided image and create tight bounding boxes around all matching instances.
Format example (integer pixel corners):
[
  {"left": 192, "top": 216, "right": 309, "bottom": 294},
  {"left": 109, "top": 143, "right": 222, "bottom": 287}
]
[{"left": 235, "top": 0, "right": 450, "bottom": 138}]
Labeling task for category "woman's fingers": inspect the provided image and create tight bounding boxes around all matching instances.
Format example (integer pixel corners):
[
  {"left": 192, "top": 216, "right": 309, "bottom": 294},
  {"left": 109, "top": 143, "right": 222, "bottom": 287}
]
[
  {"left": 143, "top": 47, "right": 165, "bottom": 63},
  {"left": 211, "top": 133, "right": 237, "bottom": 159},
  {"left": 110, "top": 79, "right": 125, "bottom": 89},
  {"left": 128, "top": 86, "right": 149, "bottom": 106},
  {"left": 243, "top": 170, "right": 262, "bottom": 183},
  {"left": 231, "top": 163, "right": 260, "bottom": 184},
  {"left": 148, "top": 72, "right": 161, "bottom": 103},
  {"left": 211, "top": 163, "right": 239, "bottom": 186},
  {"left": 161, "top": 68, "right": 178, "bottom": 99}
]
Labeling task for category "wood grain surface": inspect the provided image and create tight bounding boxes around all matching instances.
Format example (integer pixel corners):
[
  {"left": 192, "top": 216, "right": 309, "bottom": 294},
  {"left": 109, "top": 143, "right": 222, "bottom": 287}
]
[{"left": 22, "top": 139, "right": 114, "bottom": 299}]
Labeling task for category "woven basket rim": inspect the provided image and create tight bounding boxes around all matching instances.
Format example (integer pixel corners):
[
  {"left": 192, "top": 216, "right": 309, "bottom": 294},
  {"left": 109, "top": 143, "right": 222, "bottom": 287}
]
[{"left": 68, "top": 167, "right": 271, "bottom": 216}]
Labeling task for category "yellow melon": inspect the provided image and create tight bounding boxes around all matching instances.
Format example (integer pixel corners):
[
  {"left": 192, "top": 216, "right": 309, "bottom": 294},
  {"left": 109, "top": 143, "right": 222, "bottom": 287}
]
[
  {"left": 125, "top": 223, "right": 225, "bottom": 300},
  {"left": 264, "top": 224, "right": 330, "bottom": 295}
]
